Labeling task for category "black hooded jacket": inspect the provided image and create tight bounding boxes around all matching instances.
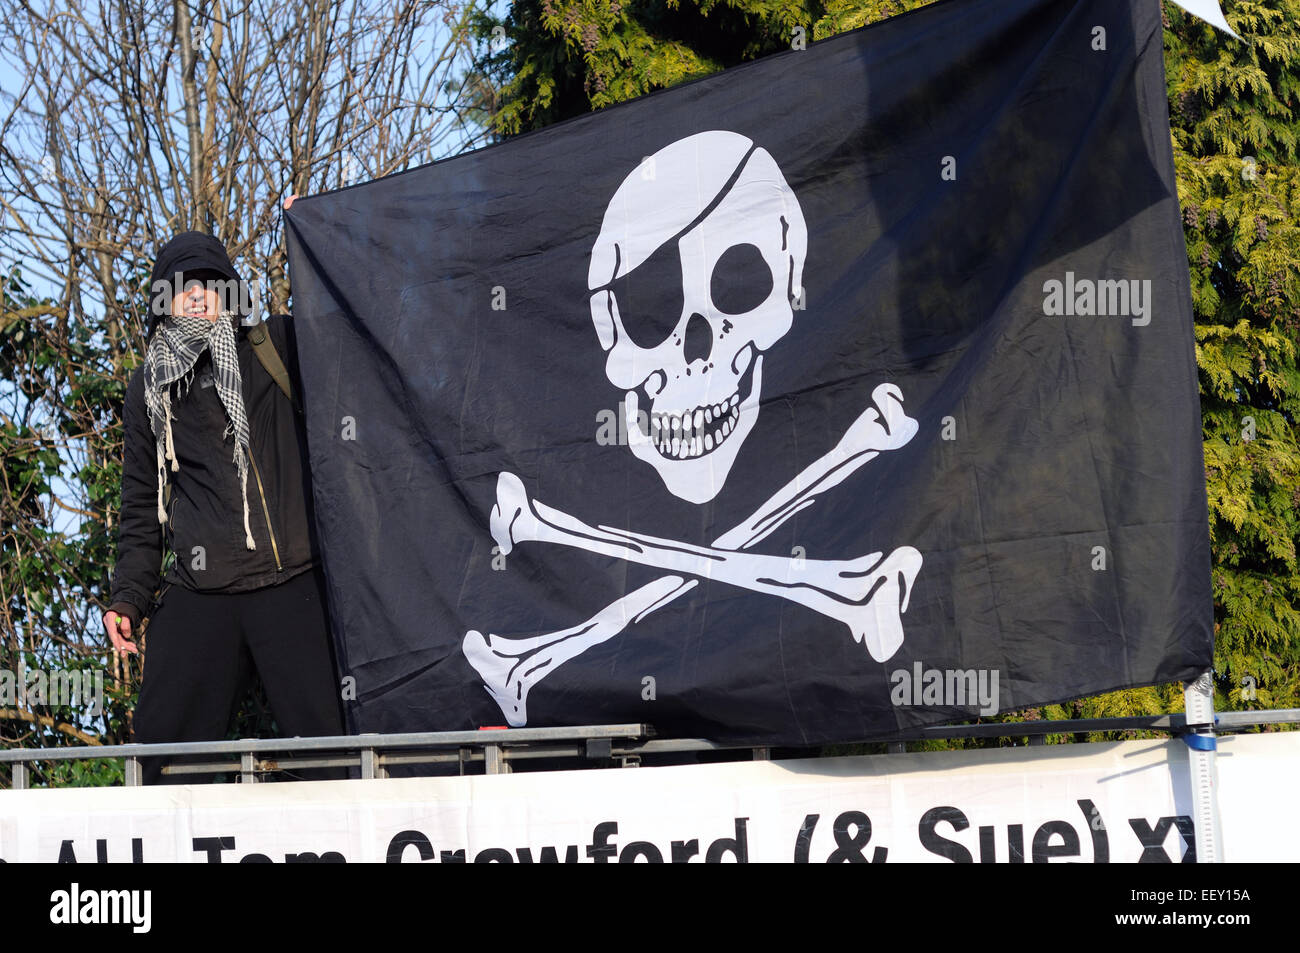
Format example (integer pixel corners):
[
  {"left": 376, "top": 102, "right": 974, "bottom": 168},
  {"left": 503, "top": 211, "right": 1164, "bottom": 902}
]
[{"left": 108, "top": 233, "right": 320, "bottom": 626}]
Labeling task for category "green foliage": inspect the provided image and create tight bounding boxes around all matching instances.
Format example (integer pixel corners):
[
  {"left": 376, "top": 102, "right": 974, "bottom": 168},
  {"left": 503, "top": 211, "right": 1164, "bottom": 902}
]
[
  {"left": 471, "top": 0, "right": 1300, "bottom": 739},
  {"left": 472, "top": 1, "right": 940, "bottom": 136},
  {"left": 472, "top": 0, "right": 816, "bottom": 134},
  {"left": 1, "top": 266, "right": 137, "bottom": 777},
  {"left": 1168, "top": 0, "right": 1300, "bottom": 714}
]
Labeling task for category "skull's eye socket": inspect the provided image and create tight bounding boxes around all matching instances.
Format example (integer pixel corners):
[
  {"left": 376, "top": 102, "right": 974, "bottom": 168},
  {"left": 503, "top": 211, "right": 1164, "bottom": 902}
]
[
  {"left": 607, "top": 239, "right": 685, "bottom": 349},
  {"left": 710, "top": 242, "right": 773, "bottom": 316}
]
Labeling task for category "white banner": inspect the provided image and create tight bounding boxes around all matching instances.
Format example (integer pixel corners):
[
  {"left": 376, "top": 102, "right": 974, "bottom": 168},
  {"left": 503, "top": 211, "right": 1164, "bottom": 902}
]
[{"left": 2, "top": 733, "right": 1294, "bottom": 862}]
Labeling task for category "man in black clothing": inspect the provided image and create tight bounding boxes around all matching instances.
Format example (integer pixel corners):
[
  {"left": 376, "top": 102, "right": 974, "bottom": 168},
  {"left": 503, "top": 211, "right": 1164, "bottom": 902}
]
[{"left": 103, "top": 231, "right": 346, "bottom": 783}]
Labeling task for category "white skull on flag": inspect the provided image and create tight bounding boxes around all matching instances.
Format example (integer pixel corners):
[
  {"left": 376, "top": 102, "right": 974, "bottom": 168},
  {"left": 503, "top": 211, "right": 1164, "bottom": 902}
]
[{"left": 587, "top": 131, "right": 808, "bottom": 503}]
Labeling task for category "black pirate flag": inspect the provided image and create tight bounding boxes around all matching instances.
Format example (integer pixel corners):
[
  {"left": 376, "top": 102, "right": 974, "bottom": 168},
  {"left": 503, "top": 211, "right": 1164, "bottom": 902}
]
[{"left": 285, "top": 0, "right": 1212, "bottom": 747}]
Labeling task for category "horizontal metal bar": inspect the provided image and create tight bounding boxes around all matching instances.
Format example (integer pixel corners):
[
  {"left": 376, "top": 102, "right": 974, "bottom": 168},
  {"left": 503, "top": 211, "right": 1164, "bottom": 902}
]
[
  {"left": 162, "top": 756, "right": 351, "bottom": 776},
  {"left": 620, "top": 710, "right": 1300, "bottom": 753},
  {"left": 159, "top": 761, "right": 242, "bottom": 776},
  {"left": 0, "top": 724, "right": 651, "bottom": 764},
  {"left": 910, "top": 715, "right": 1184, "bottom": 739},
  {"left": 1217, "top": 708, "right": 1300, "bottom": 728},
  {"left": 336, "top": 741, "right": 661, "bottom": 770},
  {"left": 621, "top": 738, "right": 730, "bottom": 755},
  {"left": 373, "top": 751, "right": 471, "bottom": 768},
  {"left": 1, "top": 713, "right": 1295, "bottom": 778},
  {"left": 904, "top": 708, "right": 1300, "bottom": 741}
]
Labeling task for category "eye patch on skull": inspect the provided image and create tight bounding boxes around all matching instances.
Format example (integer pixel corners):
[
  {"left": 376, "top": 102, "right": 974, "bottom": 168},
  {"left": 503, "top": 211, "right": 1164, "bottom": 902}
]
[
  {"left": 606, "top": 237, "right": 776, "bottom": 350},
  {"left": 604, "top": 237, "right": 685, "bottom": 350}
]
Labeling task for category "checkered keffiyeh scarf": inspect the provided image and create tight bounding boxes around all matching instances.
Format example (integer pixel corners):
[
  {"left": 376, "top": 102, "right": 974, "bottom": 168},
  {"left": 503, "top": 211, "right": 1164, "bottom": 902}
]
[{"left": 142, "top": 311, "right": 256, "bottom": 550}]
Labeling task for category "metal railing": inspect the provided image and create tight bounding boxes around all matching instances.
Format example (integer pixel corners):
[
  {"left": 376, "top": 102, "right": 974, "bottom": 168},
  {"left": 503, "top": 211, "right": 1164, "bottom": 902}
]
[{"left": 2, "top": 709, "right": 1296, "bottom": 789}]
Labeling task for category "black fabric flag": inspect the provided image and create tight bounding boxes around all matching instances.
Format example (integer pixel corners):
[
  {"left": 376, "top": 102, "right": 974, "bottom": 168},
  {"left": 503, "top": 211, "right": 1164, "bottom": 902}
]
[{"left": 285, "top": 0, "right": 1213, "bottom": 747}]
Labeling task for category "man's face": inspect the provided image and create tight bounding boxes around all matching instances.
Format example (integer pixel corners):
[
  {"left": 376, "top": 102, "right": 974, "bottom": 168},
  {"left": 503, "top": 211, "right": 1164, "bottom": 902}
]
[{"left": 171, "top": 278, "right": 221, "bottom": 322}]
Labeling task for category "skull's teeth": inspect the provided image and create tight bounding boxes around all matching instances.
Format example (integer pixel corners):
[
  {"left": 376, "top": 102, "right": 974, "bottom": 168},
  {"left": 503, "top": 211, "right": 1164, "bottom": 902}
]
[{"left": 650, "top": 396, "right": 741, "bottom": 461}]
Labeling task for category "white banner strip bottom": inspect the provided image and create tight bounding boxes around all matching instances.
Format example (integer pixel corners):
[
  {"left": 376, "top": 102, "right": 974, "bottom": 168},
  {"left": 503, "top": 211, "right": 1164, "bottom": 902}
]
[{"left": 2, "top": 733, "right": 1294, "bottom": 862}]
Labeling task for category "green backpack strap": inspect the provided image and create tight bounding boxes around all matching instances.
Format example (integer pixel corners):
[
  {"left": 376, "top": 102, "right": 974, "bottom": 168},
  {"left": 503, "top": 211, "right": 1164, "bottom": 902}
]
[{"left": 248, "top": 320, "right": 303, "bottom": 415}]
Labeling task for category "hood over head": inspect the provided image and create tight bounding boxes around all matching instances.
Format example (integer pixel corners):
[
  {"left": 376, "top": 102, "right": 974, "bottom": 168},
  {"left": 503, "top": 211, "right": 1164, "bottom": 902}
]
[{"left": 148, "top": 231, "right": 249, "bottom": 334}]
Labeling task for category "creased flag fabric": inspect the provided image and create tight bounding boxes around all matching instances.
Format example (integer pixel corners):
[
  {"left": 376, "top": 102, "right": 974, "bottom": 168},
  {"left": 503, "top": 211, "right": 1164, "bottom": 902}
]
[{"left": 285, "top": 0, "right": 1213, "bottom": 748}]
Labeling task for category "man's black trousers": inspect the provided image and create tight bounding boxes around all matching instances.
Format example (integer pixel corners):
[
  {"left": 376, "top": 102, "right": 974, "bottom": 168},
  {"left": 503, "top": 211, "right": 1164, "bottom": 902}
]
[{"left": 131, "top": 565, "right": 348, "bottom": 784}]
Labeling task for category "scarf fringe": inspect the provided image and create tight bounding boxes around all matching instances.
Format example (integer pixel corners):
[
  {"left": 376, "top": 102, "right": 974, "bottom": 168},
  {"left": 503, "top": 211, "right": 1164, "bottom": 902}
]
[
  {"left": 236, "top": 447, "right": 256, "bottom": 551},
  {"left": 155, "top": 400, "right": 178, "bottom": 526},
  {"left": 163, "top": 397, "right": 178, "bottom": 472},
  {"left": 156, "top": 441, "right": 168, "bottom": 525}
]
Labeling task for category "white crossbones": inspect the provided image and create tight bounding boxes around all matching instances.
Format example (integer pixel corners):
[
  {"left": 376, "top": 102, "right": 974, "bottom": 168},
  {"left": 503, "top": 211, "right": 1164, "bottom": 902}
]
[{"left": 464, "top": 383, "right": 923, "bottom": 725}]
